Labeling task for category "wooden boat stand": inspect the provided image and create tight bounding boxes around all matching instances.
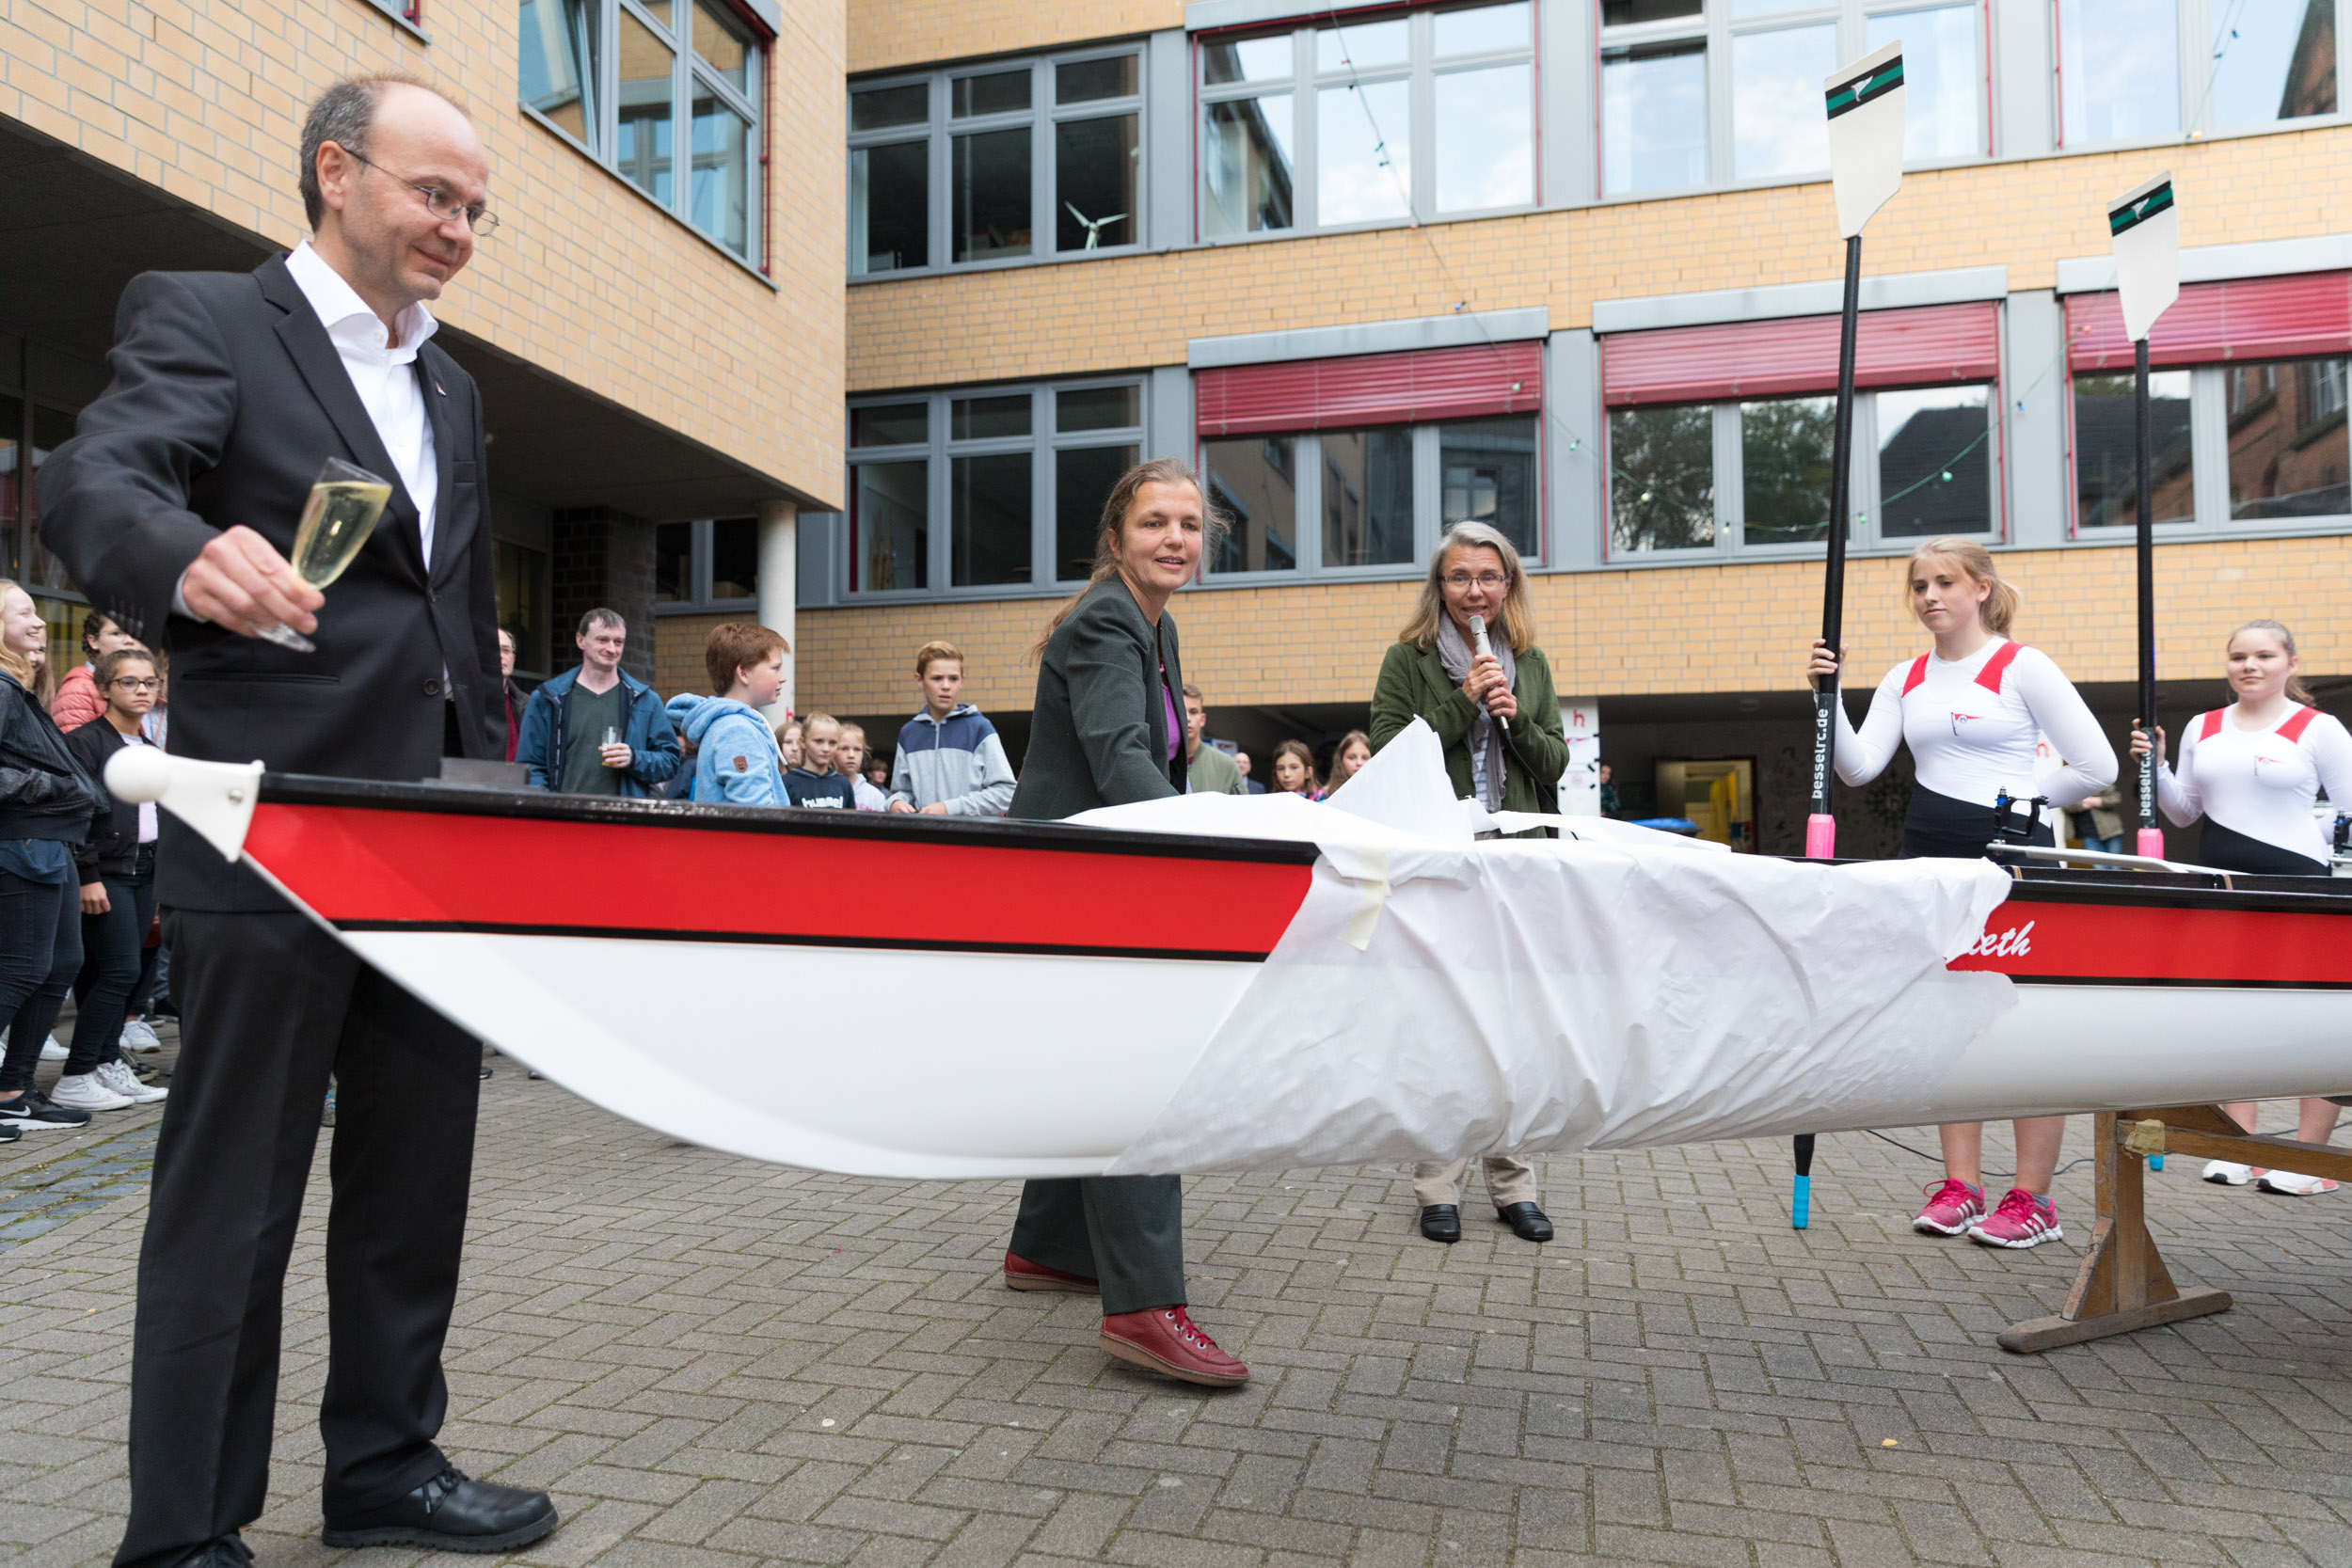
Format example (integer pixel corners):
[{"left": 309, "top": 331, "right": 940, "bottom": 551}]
[{"left": 2000, "top": 1105, "right": 2352, "bottom": 1353}]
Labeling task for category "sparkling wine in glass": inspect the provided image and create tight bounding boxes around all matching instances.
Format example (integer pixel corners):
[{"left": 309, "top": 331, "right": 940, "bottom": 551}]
[{"left": 248, "top": 457, "right": 393, "bottom": 652}]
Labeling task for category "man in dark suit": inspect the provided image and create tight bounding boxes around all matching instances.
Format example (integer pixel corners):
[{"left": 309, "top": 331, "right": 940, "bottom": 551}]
[{"left": 40, "top": 75, "right": 558, "bottom": 1568}]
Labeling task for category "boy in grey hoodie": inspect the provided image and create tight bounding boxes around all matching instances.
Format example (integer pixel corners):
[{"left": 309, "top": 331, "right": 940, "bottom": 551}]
[
  {"left": 888, "top": 640, "right": 1016, "bottom": 816},
  {"left": 665, "top": 624, "right": 790, "bottom": 806}
]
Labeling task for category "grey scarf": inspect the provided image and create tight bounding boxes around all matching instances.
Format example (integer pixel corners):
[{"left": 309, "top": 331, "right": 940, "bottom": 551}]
[{"left": 1435, "top": 613, "right": 1515, "bottom": 811}]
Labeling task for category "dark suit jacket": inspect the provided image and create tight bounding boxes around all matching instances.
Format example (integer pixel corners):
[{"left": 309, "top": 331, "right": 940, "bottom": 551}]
[
  {"left": 1008, "top": 575, "right": 1185, "bottom": 822},
  {"left": 38, "top": 253, "right": 505, "bottom": 910}
]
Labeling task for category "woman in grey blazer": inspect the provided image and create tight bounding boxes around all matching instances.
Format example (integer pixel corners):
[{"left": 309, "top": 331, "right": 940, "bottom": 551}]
[{"left": 1000, "top": 457, "right": 1249, "bottom": 1389}]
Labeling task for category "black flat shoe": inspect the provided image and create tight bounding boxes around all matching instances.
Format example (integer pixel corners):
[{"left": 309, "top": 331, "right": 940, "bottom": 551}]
[
  {"left": 1419, "top": 1204, "right": 1461, "bottom": 1243},
  {"left": 1497, "top": 1201, "right": 1554, "bottom": 1243},
  {"left": 323, "top": 1465, "right": 558, "bottom": 1553}
]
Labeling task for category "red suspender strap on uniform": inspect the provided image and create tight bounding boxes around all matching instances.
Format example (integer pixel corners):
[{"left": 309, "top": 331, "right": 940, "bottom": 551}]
[
  {"left": 1900, "top": 656, "right": 1930, "bottom": 696},
  {"left": 1973, "top": 641, "right": 2024, "bottom": 694},
  {"left": 2197, "top": 710, "right": 2225, "bottom": 741},
  {"left": 2277, "top": 705, "right": 2320, "bottom": 744}
]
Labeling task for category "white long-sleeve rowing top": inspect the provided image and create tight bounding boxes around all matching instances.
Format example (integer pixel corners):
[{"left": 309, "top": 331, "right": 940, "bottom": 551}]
[
  {"left": 1833, "top": 640, "right": 2118, "bottom": 825},
  {"left": 2155, "top": 703, "right": 2352, "bottom": 864}
]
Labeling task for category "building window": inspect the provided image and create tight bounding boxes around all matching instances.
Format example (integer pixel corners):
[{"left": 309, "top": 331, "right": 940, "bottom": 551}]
[
  {"left": 517, "top": 0, "right": 765, "bottom": 261},
  {"left": 2070, "top": 371, "right": 2195, "bottom": 528},
  {"left": 1198, "top": 2, "right": 1534, "bottom": 240},
  {"left": 1204, "top": 415, "right": 1541, "bottom": 576},
  {"left": 651, "top": 516, "right": 762, "bottom": 608},
  {"left": 1599, "top": 0, "right": 1986, "bottom": 195},
  {"left": 2058, "top": 0, "right": 2337, "bottom": 144},
  {"left": 1607, "top": 387, "right": 1996, "bottom": 555},
  {"left": 849, "top": 47, "right": 1142, "bottom": 277},
  {"left": 845, "top": 381, "right": 1146, "bottom": 594}
]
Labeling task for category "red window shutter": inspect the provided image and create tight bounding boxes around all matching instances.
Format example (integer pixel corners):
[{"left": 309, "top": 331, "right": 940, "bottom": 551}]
[
  {"left": 2065, "top": 272, "right": 2352, "bottom": 372},
  {"left": 1600, "top": 302, "right": 2000, "bottom": 406},
  {"left": 1195, "top": 341, "right": 1544, "bottom": 436}
]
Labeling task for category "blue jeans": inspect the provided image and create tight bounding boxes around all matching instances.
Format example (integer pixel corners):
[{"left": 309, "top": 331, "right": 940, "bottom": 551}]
[{"left": 2084, "top": 834, "right": 2123, "bottom": 854}]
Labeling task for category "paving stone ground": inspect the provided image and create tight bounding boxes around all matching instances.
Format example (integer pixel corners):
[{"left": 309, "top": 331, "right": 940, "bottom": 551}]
[{"left": 4, "top": 1029, "right": 2351, "bottom": 1568}]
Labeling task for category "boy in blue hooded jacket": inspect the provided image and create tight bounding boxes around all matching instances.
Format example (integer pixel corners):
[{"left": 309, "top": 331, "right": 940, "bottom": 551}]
[{"left": 664, "top": 623, "right": 790, "bottom": 806}]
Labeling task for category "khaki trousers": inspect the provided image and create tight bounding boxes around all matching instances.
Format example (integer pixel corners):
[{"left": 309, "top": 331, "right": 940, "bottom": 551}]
[{"left": 1412, "top": 1155, "right": 1538, "bottom": 1210}]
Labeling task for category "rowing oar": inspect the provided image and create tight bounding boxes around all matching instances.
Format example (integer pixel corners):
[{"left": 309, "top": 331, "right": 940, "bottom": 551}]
[
  {"left": 2107, "top": 173, "right": 2180, "bottom": 861},
  {"left": 1793, "top": 41, "right": 1905, "bottom": 1229}
]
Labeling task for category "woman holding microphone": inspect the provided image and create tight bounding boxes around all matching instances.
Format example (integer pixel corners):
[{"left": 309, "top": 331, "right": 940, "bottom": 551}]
[
  {"left": 1371, "top": 520, "right": 1567, "bottom": 1245},
  {"left": 1807, "top": 538, "right": 2117, "bottom": 1248},
  {"left": 997, "top": 457, "right": 1248, "bottom": 1388},
  {"left": 2133, "top": 619, "right": 2352, "bottom": 1195}
]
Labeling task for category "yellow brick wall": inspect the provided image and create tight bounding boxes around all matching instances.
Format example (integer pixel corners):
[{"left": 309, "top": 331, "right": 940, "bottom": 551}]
[
  {"left": 796, "top": 539, "right": 2352, "bottom": 715},
  {"left": 846, "top": 123, "right": 2350, "bottom": 391},
  {"left": 2, "top": 0, "right": 844, "bottom": 509},
  {"left": 850, "top": 0, "right": 1181, "bottom": 75}
]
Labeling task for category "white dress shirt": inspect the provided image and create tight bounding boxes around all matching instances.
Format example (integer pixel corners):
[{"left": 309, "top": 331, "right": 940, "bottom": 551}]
[
  {"left": 173, "top": 242, "right": 444, "bottom": 621},
  {"left": 284, "top": 239, "right": 440, "bottom": 564}
]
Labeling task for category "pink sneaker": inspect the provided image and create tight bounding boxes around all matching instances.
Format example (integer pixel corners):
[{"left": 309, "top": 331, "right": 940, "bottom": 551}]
[
  {"left": 1913, "top": 1179, "right": 1985, "bottom": 1235},
  {"left": 1969, "top": 1187, "right": 2063, "bottom": 1248}
]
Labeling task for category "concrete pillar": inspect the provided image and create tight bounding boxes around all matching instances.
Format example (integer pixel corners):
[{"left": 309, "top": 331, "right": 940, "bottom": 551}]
[{"left": 756, "top": 498, "right": 798, "bottom": 718}]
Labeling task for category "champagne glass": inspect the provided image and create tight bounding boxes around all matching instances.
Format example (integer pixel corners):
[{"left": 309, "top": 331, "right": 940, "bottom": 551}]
[{"left": 247, "top": 457, "right": 394, "bottom": 652}]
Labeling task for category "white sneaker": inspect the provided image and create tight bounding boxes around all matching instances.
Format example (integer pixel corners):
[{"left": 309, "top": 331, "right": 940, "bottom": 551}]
[
  {"left": 2202, "top": 1160, "right": 2260, "bottom": 1185},
  {"left": 95, "top": 1058, "right": 166, "bottom": 1105},
  {"left": 119, "top": 1019, "right": 164, "bottom": 1054},
  {"left": 40, "top": 1033, "right": 67, "bottom": 1062},
  {"left": 2258, "top": 1168, "right": 2338, "bottom": 1196},
  {"left": 49, "top": 1072, "right": 133, "bottom": 1112}
]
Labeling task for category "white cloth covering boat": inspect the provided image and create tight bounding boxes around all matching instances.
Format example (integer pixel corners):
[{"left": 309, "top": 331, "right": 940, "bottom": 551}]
[{"left": 107, "top": 723, "right": 2352, "bottom": 1179}]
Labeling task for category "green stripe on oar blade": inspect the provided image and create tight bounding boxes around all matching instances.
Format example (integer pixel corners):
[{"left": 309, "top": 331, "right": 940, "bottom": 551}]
[
  {"left": 1825, "top": 59, "right": 1902, "bottom": 119},
  {"left": 2108, "top": 181, "right": 2174, "bottom": 236}
]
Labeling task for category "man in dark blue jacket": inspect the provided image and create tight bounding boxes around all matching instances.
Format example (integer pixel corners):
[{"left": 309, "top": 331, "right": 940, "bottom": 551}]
[{"left": 516, "top": 609, "right": 680, "bottom": 797}]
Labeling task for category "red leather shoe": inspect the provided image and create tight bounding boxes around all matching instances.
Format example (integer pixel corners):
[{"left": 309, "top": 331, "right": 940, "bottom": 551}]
[
  {"left": 1100, "top": 1306, "right": 1249, "bottom": 1387},
  {"left": 1003, "top": 1250, "right": 1098, "bottom": 1293}
]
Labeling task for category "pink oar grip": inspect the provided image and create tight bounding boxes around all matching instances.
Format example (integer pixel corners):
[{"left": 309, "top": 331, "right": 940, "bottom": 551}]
[
  {"left": 2136, "top": 828, "right": 2167, "bottom": 860},
  {"left": 1804, "top": 815, "right": 1837, "bottom": 859}
]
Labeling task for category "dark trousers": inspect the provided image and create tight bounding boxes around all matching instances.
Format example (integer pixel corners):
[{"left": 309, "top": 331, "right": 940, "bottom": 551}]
[
  {"left": 1009, "top": 1176, "right": 1187, "bottom": 1317},
  {"left": 0, "top": 867, "right": 82, "bottom": 1092},
  {"left": 115, "top": 907, "right": 482, "bottom": 1568},
  {"left": 68, "top": 846, "right": 154, "bottom": 1076}
]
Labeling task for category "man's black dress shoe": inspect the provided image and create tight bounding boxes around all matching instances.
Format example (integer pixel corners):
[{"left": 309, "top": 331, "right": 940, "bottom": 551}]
[
  {"left": 1419, "top": 1204, "right": 1462, "bottom": 1243},
  {"left": 322, "top": 1465, "right": 558, "bottom": 1553},
  {"left": 173, "top": 1537, "right": 252, "bottom": 1567},
  {"left": 1497, "top": 1201, "right": 1554, "bottom": 1243}
]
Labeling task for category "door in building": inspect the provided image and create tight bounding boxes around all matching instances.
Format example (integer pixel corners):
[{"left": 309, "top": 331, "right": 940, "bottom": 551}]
[{"left": 1655, "top": 758, "right": 1756, "bottom": 852}]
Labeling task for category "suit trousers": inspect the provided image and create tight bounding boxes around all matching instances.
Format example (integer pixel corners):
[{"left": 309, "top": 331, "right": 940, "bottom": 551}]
[
  {"left": 1412, "top": 1155, "right": 1538, "bottom": 1210},
  {"left": 115, "top": 906, "right": 481, "bottom": 1568},
  {"left": 1009, "top": 1176, "right": 1186, "bottom": 1317}
]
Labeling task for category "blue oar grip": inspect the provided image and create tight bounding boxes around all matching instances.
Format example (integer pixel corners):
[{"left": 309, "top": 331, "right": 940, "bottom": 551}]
[{"left": 1791, "top": 1172, "right": 1812, "bottom": 1229}]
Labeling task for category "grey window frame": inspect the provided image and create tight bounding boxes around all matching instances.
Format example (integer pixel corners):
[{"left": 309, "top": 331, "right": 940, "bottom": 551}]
[
  {"left": 1196, "top": 4, "right": 1540, "bottom": 240},
  {"left": 652, "top": 516, "right": 763, "bottom": 611},
  {"left": 1603, "top": 383, "right": 2004, "bottom": 560},
  {"left": 847, "top": 45, "right": 1148, "bottom": 278},
  {"left": 1597, "top": 0, "right": 1992, "bottom": 198},
  {"left": 1200, "top": 415, "right": 1545, "bottom": 582},
  {"left": 519, "top": 0, "right": 767, "bottom": 262},
  {"left": 2054, "top": 0, "right": 2346, "bottom": 150},
  {"left": 2066, "top": 355, "right": 2352, "bottom": 536},
  {"left": 843, "top": 378, "right": 1151, "bottom": 598}
]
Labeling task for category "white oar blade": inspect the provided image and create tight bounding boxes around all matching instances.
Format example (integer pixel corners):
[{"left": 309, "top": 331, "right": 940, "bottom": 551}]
[
  {"left": 1825, "top": 40, "right": 1904, "bottom": 238},
  {"left": 2108, "top": 172, "right": 2180, "bottom": 343}
]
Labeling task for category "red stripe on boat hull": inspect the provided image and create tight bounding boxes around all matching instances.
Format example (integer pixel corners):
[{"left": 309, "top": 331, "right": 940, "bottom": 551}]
[
  {"left": 244, "top": 803, "right": 1315, "bottom": 958},
  {"left": 1951, "top": 897, "right": 2352, "bottom": 988}
]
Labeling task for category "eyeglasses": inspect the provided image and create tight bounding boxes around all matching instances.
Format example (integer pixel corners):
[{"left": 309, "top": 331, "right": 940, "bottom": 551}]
[
  {"left": 1442, "top": 572, "right": 1509, "bottom": 591},
  {"left": 342, "top": 146, "right": 501, "bottom": 237},
  {"left": 110, "top": 677, "right": 160, "bottom": 690}
]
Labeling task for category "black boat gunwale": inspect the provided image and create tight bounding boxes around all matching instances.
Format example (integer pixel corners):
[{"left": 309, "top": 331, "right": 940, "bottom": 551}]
[{"left": 254, "top": 772, "right": 1325, "bottom": 867}]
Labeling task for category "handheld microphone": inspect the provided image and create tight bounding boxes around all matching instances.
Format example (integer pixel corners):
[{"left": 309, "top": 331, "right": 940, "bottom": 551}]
[{"left": 1469, "top": 614, "right": 1496, "bottom": 722}]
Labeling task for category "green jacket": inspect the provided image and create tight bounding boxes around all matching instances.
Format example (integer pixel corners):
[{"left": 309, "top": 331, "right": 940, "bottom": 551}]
[
  {"left": 1369, "top": 638, "right": 1568, "bottom": 821},
  {"left": 1187, "top": 741, "right": 1246, "bottom": 795}
]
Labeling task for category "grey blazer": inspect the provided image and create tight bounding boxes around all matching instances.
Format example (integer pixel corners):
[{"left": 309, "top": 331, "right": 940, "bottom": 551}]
[{"left": 1009, "top": 575, "right": 1185, "bottom": 822}]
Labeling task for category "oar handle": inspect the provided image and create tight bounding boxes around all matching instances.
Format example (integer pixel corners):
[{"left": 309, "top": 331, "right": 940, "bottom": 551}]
[{"left": 1807, "top": 235, "right": 1866, "bottom": 859}]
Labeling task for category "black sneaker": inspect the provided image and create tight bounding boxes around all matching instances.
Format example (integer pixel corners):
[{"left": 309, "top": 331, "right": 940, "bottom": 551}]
[
  {"left": 0, "top": 1121, "right": 18, "bottom": 1143},
  {"left": 0, "top": 1089, "right": 93, "bottom": 1131}
]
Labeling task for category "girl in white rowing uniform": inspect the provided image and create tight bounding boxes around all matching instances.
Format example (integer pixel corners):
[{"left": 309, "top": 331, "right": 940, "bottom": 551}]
[
  {"left": 2132, "top": 618, "right": 2352, "bottom": 1196},
  {"left": 1806, "top": 538, "right": 2118, "bottom": 1250}
]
